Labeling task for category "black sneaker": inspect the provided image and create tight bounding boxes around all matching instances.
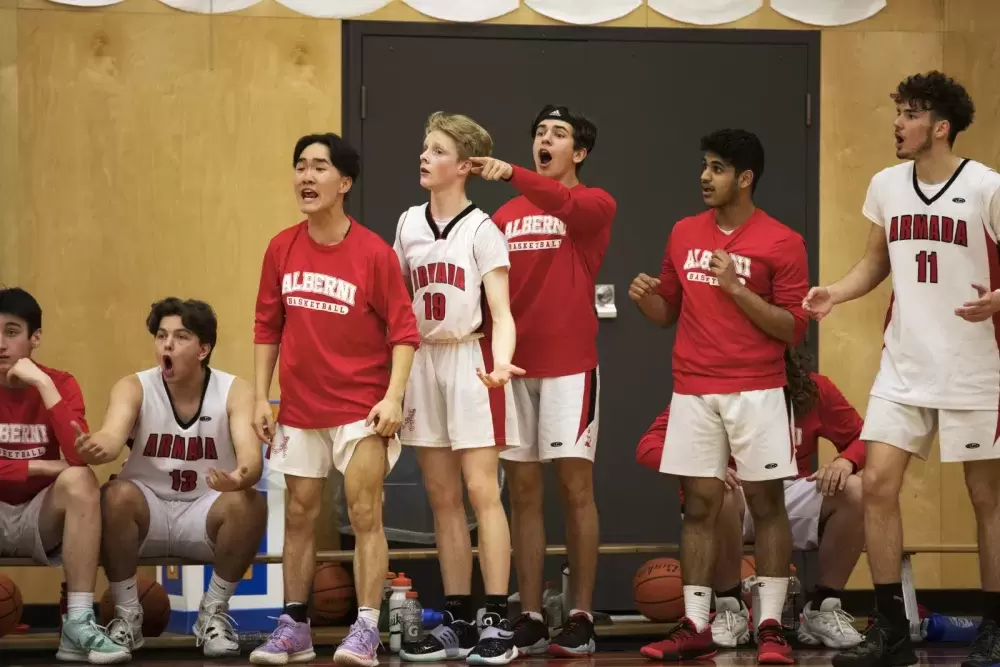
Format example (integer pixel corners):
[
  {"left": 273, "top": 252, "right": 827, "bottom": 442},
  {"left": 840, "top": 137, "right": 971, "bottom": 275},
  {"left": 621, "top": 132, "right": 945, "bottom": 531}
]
[
  {"left": 511, "top": 613, "right": 550, "bottom": 656},
  {"left": 832, "top": 612, "right": 917, "bottom": 667},
  {"left": 962, "top": 619, "right": 1000, "bottom": 667},
  {"left": 399, "top": 612, "right": 479, "bottom": 662},
  {"left": 549, "top": 612, "right": 597, "bottom": 657},
  {"left": 467, "top": 613, "right": 517, "bottom": 666}
]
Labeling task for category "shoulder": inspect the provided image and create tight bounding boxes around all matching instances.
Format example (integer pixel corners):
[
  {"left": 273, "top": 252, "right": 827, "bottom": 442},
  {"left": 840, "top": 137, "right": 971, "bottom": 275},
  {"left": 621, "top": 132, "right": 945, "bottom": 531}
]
[
  {"left": 963, "top": 160, "right": 1000, "bottom": 194},
  {"left": 221, "top": 374, "right": 252, "bottom": 408},
  {"left": 37, "top": 365, "right": 80, "bottom": 392},
  {"left": 268, "top": 221, "right": 306, "bottom": 248},
  {"left": 350, "top": 220, "right": 395, "bottom": 253},
  {"left": 870, "top": 162, "right": 910, "bottom": 188},
  {"left": 671, "top": 211, "right": 711, "bottom": 234},
  {"left": 493, "top": 196, "right": 528, "bottom": 222},
  {"left": 754, "top": 212, "right": 805, "bottom": 248},
  {"left": 583, "top": 184, "right": 616, "bottom": 204},
  {"left": 811, "top": 372, "right": 846, "bottom": 404}
]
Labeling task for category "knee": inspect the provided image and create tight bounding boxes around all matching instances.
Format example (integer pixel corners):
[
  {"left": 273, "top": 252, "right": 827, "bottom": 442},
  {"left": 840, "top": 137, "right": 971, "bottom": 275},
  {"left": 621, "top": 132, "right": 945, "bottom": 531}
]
[
  {"left": 556, "top": 466, "right": 594, "bottom": 512},
  {"left": 348, "top": 495, "right": 381, "bottom": 535},
  {"left": 683, "top": 484, "right": 723, "bottom": 524},
  {"left": 743, "top": 481, "right": 786, "bottom": 521},
  {"left": 465, "top": 474, "right": 501, "bottom": 512},
  {"left": 100, "top": 478, "right": 144, "bottom": 520},
  {"left": 228, "top": 488, "right": 267, "bottom": 523},
  {"left": 286, "top": 489, "right": 322, "bottom": 532},
  {"left": 53, "top": 465, "right": 99, "bottom": 505},
  {"left": 862, "top": 463, "right": 901, "bottom": 503},
  {"left": 506, "top": 467, "right": 543, "bottom": 512},
  {"left": 424, "top": 474, "right": 465, "bottom": 514},
  {"left": 841, "top": 474, "right": 864, "bottom": 514},
  {"left": 966, "top": 478, "right": 1000, "bottom": 516}
]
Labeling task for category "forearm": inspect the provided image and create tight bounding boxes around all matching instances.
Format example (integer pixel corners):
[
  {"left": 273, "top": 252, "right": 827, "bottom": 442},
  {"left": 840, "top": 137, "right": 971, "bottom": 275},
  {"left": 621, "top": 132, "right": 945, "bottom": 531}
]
[
  {"left": 385, "top": 344, "right": 415, "bottom": 402},
  {"left": 490, "top": 313, "right": 516, "bottom": 367},
  {"left": 727, "top": 284, "right": 796, "bottom": 344},
  {"left": 636, "top": 295, "right": 679, "bottom": 329},
  {"left": 253, "top": 344, "right": 279, "bottom": 399},
  {"left": 828, "top": 254, "right": 891, "bottom": 305}
]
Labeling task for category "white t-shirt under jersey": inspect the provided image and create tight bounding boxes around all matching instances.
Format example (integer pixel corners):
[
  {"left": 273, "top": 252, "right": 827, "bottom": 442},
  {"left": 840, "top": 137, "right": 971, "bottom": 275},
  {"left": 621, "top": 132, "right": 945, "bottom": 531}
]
[
  {"left": 394, "top": 202, "right": 510, "bottom": 342},
  {"left": 119, "top": 367, "right": 238, "bottom": 501},
  {"left": 863, "top": 158, "right": 1000, "bottom": 410}
]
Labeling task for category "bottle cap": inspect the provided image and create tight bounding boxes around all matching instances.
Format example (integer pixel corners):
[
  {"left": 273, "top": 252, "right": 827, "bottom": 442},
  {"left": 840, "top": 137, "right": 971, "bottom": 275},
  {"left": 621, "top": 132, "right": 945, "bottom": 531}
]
[
  {"left": 386, "top": 572, "right": 396, "bottom": 579},
  {"left": 406, "top": 591, "right": 418, "bottom": 599},
  {"left": 392, "top": 574, "right": 412, "bottom": 587}
]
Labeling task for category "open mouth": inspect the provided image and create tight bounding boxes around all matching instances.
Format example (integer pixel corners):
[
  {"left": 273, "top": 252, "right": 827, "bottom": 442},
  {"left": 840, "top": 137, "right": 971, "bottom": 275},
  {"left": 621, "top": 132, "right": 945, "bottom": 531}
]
[
  {"left": 162, "top": 355, "right": 175, "bottom": 378},
  {"left": 538, "top": 149, "right": 552, "bottom": 167},
  {"left": 894, "top": 133, "right": 903, "bottom": 147},
  {"left": 419, "top": 166, "right": 431, "bottom": 176},
  {"left": 701, "top": 186, "right": 714, "bottom": 196},
  {"left": 300, "top": 188, "right": 319, "bottom": 201}
]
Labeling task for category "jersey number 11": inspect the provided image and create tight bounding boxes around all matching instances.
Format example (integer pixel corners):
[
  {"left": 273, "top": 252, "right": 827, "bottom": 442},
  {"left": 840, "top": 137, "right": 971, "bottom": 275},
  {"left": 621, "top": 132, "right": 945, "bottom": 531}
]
[{"left": 915, "top": 251, "right": 938, "bottom": 284}]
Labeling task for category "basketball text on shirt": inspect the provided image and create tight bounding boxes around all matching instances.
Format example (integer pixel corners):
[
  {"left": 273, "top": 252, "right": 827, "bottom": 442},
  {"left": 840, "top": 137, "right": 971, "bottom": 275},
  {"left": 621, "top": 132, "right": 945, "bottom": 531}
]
[
  {"left": 503, "top": 215, "right": 566, "bottom": 252},
  {"left": 281, "top": 270, "right": 358, "bottom": 314},
  {"left": 887, "top": 214, "right": 968, "bottom": 246},
  {"left": 0, "top": 424, "right": 49, "bottom": 446},
  {"left": 683, "top": 248, "right": 752, "bottom": 286}
]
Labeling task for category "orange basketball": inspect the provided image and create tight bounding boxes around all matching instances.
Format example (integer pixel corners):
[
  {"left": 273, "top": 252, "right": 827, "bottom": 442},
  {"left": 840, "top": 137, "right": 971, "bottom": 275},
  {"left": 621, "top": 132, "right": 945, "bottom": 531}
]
[
  {"left": 311, "top": 563, "right": 354, "bottom": 626},
  {"left": 99, "top": 576, "right": 171, "bottom": 637},
  {"left": 0, "top": 574, "right": 23, "bottom": 637},
  {"left": 633, "top": 558, "right": 684, "bottom": 622}
]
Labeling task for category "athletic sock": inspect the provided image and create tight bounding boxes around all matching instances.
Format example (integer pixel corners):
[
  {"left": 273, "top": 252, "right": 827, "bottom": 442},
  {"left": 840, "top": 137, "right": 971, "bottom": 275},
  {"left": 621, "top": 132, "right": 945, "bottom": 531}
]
[
  {"left": 683, "top": 585, "right": 713, "bottom": 632},
  {"left": 755, "top": 576, "right": 789, "bottom": 626},
  {"left": 284, "top": 602, "right": 309, "bottom": 623},
  {"left": 485, "top": 594, "right": 508, "bottom": 619},
  {"left": 874, "top": 583, "right": 908, "bottom": 633},
  {"left": 202, "top": 573, "right": 239, "bottom": 609},
  {"left": 110, "top": 577, "right": 142, "bottom": 617},
  {"left": 810, "top": 586, "right": 841, "bottom": 610},
  {"left": 358, "top": 606, "right": 380, "bottom": 626},
  {"left": 984, "top": 590, "right": 1000, "bottom": 624},
  {"left": 66, "top": 592, "right": 94, "bottom": 620},
  {"left": 445, "top": 595, "right": 474, "bottom": 623},
  {"left": 569, "top": 608, "right": 594, "bottom": 623}
]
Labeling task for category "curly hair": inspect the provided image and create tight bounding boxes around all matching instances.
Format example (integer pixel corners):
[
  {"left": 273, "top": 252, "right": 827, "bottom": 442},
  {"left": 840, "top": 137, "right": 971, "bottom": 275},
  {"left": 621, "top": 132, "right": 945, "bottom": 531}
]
[
  {"left": 891, "top": 71, "right": 975, "bottom": 145},
  {"left": 784, "top": 347, "right": 818, "bottom": 416}
]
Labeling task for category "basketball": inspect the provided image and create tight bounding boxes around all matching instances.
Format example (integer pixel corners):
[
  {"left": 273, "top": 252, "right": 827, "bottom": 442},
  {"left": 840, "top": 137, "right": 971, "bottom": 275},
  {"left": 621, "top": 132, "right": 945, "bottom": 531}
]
[
  {"left": 311, "top": 563, "right": 355, "bottom": 626},
  {"left": 98, "top": 576, "right": 171, "bottom": 637},
  {"left": 0, "top": 574, "right": 23, "bottom": 638},
  {"left": 633, "top": 557, "right": 684, "bottom": 622}
]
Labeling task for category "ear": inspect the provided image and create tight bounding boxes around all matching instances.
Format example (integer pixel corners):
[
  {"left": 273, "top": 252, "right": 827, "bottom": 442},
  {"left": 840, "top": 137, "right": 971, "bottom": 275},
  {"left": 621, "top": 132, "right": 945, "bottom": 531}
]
[
  {"left": 934, "top": 118, "right": 951, "bottom": 141},
  {"left": 738, "top": 169, "right": 755, "bottom": 190},
  {"left": 573, "top": 147, "right": 589, "bottom": 165},
  {"left": 198, "top": 343, "right": 212, "bottom": 363},
  {"left": 340, "top": 176, "right": 353, "bottom": 195},
  {"left": 457, "top": 159, "right": 473, "bottom": 176},
  {"left": 30, "top": 328, "right": 42, "bottom": 351}
]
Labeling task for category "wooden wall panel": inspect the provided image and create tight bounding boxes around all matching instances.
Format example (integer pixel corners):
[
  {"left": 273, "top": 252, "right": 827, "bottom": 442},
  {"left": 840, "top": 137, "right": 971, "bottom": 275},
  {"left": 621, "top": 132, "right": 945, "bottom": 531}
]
[{"left": 0, "top": 7, "right": 17, "bottom": 284}]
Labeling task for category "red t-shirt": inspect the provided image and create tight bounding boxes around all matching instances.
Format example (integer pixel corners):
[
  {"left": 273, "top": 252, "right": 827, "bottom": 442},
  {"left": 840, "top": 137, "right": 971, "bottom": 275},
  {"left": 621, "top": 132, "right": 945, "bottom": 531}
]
[
  {"left": 635, "top": 373, "right": 866, "bottom": 480},
  {"left": 254, "top": 220, "right": 421, "bottom": 429},
  {"left": 659, "top": 209, "right": 809, "bottom": 394},
  {"left": 0, "top": 365, "right": 88, "bottom": 506},
  {"left": 490, "top": 166, "right": 616, "bottom": 377}
]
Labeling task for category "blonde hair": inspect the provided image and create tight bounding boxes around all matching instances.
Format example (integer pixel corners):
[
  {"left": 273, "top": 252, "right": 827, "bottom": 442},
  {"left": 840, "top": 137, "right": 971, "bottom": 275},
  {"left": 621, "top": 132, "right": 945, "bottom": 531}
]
[{"left": 425, "top": 112, "right": 493, "bottom": 161}]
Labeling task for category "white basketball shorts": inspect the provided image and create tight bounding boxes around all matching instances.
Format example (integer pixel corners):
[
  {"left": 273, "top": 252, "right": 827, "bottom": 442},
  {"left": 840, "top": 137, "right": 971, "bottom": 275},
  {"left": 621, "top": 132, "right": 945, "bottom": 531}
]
[
  {"left": 268, "top": 419, "right": 401, "bottom": 478},
  {"left": 399, "top": 338, "right": 519, "bottom": 450},
  {"left": 861, "top": 395, "right": 1000, "bottom": 463},
  {"left": 659, "top": 388, "right": 797, "bottom": 482},
  {"left": 0, "top": 486, "right": 59, "bottom": 565},
  {"left": 127, "top": 478, "right": 219, "bottom": 562},
  {"left": 500, "top": 368, "right": 600, "bottom": 464},
  {"left": 741, "top": 478, "right": 824, "bottom": 551}
]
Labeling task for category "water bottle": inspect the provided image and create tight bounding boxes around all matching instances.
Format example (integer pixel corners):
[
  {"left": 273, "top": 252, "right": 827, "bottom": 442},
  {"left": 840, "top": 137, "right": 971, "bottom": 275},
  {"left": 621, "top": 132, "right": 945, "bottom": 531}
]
[
  {"left": 401, "top": 592, "right": 424, "bottom": 648},
  {"left": 921, "top": 613, "right": 979, "bottom": 642},
  {"left": 543, "top": 581, "right": 563, "bottom": 628},
  {"left": 379, "top": 572, "right": 396, "bottom": 632},
  {"left": 782, "top": 576, "right": 802, "bottom": 630},
  {"left": 422, "top": 609, "right": 445, "bottom": 628},
  {"left": 388, "top": 572, "right": 412, "bottom": 653}
]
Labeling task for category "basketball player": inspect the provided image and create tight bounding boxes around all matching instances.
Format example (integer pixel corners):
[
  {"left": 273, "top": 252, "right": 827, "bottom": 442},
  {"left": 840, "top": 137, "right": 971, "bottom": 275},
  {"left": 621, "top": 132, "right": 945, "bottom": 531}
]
[
  {"left": 77, "top": 298, "right": 267, "bottom": 659},
  {"left": 469, "top": 104, "right": 615, "bottom": 657},
  {"left": 0, "top": 287, "right": 130, "bottom": 664},
  {"left": 251, "top": 133, "right": 420, "bottom": 667},
  {"left": 637, "top": 348, "right": 865, "bottom": 650},
  {"left": 393, "top": 112, "right": 519, "bottom": 666},
  {"left": 630, "top": 129, "right": 809, "bottom": 664},
  {"left": 804, "top": 71, "right": 1000, "bottom": 667}
]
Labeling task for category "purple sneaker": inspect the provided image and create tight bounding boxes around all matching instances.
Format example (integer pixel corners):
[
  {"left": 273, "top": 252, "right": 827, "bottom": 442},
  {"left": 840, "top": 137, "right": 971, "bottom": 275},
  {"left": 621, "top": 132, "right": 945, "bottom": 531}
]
[
  {"left": 249, "top": 614, "right": 316, "bottom": 665},
  {"left": 334, "top": 618, "right": 381, "bottom": 667}
]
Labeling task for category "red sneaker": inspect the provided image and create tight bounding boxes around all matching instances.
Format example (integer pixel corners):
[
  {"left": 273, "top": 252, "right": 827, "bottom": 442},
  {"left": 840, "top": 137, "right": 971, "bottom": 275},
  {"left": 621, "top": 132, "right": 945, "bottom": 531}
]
[
  {"left": 640, "top": 618, "right": 716, "bottom": 661},
  {"left": 756, "top": 619, "right": 793, "bottom": 664}
]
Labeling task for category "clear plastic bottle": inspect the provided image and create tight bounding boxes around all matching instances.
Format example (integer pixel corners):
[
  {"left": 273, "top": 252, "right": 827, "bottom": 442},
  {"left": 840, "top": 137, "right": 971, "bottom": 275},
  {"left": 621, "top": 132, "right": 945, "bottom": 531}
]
[
  {"left": 389, "top": 572, "right": 412, "bottom": 654},
  {"left": 542, "top": 581, "right": 563, "bottom": 629},
  {"left": 401, "top": 591, "right": 424, "bottom": 649},
  {"left": 379, "top": 572, "right": 396, "bottom": 633},
  {"left": 782, "top": 576, "right": 802, "bottom": 630}
]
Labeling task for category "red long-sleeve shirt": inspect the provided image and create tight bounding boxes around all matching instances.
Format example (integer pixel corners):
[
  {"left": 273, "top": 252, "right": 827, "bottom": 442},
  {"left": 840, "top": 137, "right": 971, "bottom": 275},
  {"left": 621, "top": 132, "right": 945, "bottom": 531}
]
[
  {"left": 490, "top": 165, "right": 616, "bottom": 377},
  {"left": 0, "top": 365, "right": 88, "bottom": 505},
  {"left": 636, "top": 373, "right": 866, "bottom": 479},
  {"left": 659, "top": 208, "right": 809, "bottom": 394},
  {"left": 254, "top": 220, "right": 421, "bottom": 429}
]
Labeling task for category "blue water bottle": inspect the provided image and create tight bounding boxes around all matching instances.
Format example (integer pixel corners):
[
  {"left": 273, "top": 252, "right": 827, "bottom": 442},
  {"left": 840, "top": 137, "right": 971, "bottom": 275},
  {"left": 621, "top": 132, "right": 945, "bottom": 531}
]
[
  {"left": 921, "top": 613, "right": 980, "bottom": 642},
  {"left": 423, "top": 609, "right": 445, "bottom": 628}
]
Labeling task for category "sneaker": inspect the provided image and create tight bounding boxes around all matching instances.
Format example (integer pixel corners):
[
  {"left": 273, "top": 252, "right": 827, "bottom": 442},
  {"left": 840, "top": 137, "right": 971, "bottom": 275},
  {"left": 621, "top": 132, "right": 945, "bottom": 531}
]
[
  {"left": 962, "top": 619, "right": 1000, "bottom": 667},
  {"left": 335, "top": 618, "right": 381, "bottom": 667},
  {"left": 193, "top": 600, "right": 241, "bottom": 658},
  {"left": 757, "top": 619, "right": 793, "bottom": 664},
  {"left": 640, "top": 617, "right": 716, "bottom": 661},
  {"left": 467, "top": 613, "right": 517, "bottom": 666},
  {"left": 711, "top": 597, "right": 751, "bottom": 648},
  {"left": 549, "top": 612, "right": 597, "bottom": 657},
  {"left": 56, "top": 611, "right": 131, "bottom": 664},
  {"left": 106, "top": 605, "right": 144, "bottom": 651},
  {"left": 510, "top": 613, "right": 550, "bottom": 656},
  {"left": 798, "top": 599, "right": 863, "bottom": 649},
  {"left": 399, "top": 612, "right": 478, "bottom": 662},
  {"left": 249, "top": 614, "right": 317, "bottom": 665},
  {"left": 832, "top": 612, "right": 917, "bottom": 667}
]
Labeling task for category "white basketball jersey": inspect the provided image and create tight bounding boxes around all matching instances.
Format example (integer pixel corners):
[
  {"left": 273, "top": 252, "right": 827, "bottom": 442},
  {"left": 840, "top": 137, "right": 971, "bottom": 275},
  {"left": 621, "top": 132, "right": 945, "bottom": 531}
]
[
  {"left": 864, "top": 159, "right": 1000, "bottom": 410},
  {"left": 395, "top": 203, "right": 508, "bottom": 342},
  {"left": 119, "top": 367, "right": 238, "bottom": 501}
]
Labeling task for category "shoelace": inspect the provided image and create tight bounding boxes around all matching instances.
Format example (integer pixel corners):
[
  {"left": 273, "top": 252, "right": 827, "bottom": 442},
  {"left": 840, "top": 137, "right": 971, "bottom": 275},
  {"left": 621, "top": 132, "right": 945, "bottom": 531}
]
[
  {"left": 717, "top": 610, "right": 742, "bottom": 635},
  {"left": 262, "top": 617, "right": 299, "bottom": 650},
  {"left": 666, "top": 621, "right": 697, "bottom": 640},
  {"left": 107, "top": 611, "right": 137, "bottom": 648},
  {"left": 82, "top": 619, "right": 118, "bottom": 649},
  {"left": 758, "top": 625, "right": 789, "bottom": 647},
  {"left": 196, "top": 609, "right": 239, "bottom": 646},
  {"left": 822, "top": 608, "right": 859, "bottom": 636}
]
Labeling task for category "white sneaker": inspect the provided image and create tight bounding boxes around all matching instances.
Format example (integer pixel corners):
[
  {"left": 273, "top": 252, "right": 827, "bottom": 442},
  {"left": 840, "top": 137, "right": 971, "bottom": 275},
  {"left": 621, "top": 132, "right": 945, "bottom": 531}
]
[
  {"left": 107, "top": 605, "right": 145, "bottom": 650},
  {"left": 193, "top": 600, "right": 241, "bottom": 658},
  {"left": 711, "top": 597, "right": 751, "bottom": 648},
  {"left": 797, "top": 598, "right": 863, "bottom": 648}
]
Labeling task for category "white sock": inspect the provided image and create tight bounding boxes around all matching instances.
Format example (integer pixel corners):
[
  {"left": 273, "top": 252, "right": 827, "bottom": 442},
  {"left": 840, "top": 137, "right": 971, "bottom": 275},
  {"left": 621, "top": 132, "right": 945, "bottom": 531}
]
[
  {"left": 67, "top": 592, "right": 94, "bottom": 619},
  {"left": 526, "top": 611, "right": 544, "bottom": 623},
  {"left": 755, "top": 576, "right": 789, "bottom": 627},
  {"left": 202, "top": 573, "right": 239, "bottom": 609},
  {"left": 358, "top": 606, "right": 380, "bottom": 626},
  {"left": 110, "top": 577, "right": 142, "bottom": 616},
  {"left": 683, "top": 586, "right": 713, "bottom": 632},
  {"left": 570, "top": 608, "right": 594, "bottom": 623}
]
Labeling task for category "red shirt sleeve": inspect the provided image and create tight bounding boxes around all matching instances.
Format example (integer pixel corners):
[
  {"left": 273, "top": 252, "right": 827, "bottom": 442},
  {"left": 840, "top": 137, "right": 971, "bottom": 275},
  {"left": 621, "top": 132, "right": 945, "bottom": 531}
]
[
  {"left": 48, "top": 373, "right": 87, "bottom": 465},
  {"left": 254, "top": 240, "right": 285, "bottom": 344},
  {"left": 657, "top": 233, "right": 683, "bottom": 307},
  {"left": 507, "top": 165, "right": 616, "bottom": 238},
  {"left": 374, "top": 245, "right": 421, "bottom": 349},
  {"left": 0, "top": 461, "right": 29, "bottom": 482},
  {"left": 771, "top": 233, "right": 810, "bottom": 345},
  {"left": 815, "top": 374, "right": 866, "bottom": 472}
]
